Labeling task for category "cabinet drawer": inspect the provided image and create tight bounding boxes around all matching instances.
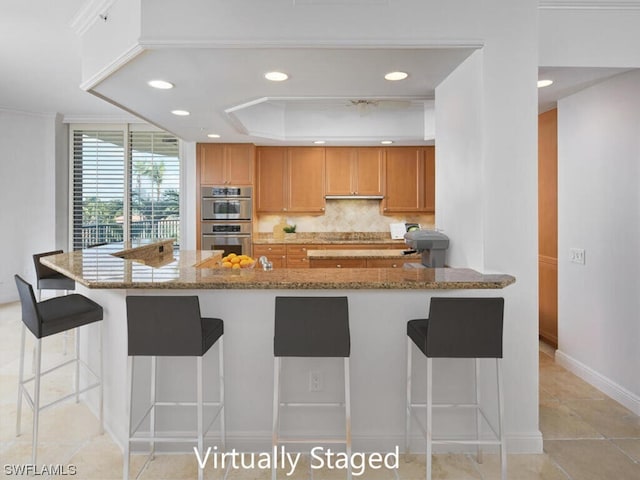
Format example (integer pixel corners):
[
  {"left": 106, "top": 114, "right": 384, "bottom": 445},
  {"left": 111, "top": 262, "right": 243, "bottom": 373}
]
[
  {"left": 287, "top": 255, "right": 310, "bottom": 268},
  {"left": 253, "top": 244, "right": 286, "bottom": 256},
  {"left": 286, "top": 244, "right": 315, "bottom": 255},
  {"left": 309, "top": 258, "right": 366, "bottom": 268},
  {"left": 366, "top": 258, "right": 408, "bottom": 268}
]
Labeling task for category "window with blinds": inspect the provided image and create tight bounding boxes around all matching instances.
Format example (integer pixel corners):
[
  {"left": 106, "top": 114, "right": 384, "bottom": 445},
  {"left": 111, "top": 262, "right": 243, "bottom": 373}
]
[
  {"left": 129, "top": 131, "right": 180, "bottom": 244},
  {"left": 71, "top": 128, "right": 180, "bottom": 250}
]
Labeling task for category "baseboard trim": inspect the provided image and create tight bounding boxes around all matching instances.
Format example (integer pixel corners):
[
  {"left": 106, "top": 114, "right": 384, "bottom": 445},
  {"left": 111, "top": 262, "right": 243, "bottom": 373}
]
[{"left": 555, "top": 350, "right": 640, "bottom": 415}]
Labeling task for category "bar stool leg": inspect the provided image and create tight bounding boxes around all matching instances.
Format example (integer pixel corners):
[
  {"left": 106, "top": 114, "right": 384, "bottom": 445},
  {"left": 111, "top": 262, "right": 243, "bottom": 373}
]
[
  {"left": 271, "top": 357, "right": 281, "bottom": 480},
  {"left": 32, "top": 339, "right": 42, "bottom": 466},
  {"left": 344, "top": 358, "right": 352, "bottom": 480},
  {"left": 16, "top": 324, "right": 26, "bottom": 436},
  {"left": 474, "top": 358, "right": 483, "bottom": 464},
  {"left": 63, "top": 290, "right": 70, "bottom": 356},
  {"left": 496, "top": 359, "right": 507, "bottom": 480},
  {"left": 426, "top": 357, "right": 433, "bottom": 480},
  {"left": 98, "top": 323, "right": 104, "bottom": 434},
  {"left": 218, "top": 336, "right": 226, "bottom": 451},
  {"left": 123, "top": 356, "right": 133, "bottom": 480},
  {"left": 197, "top": 356, "right": 204, "bottom": 480},
  {"left": 150, "top": 356, "right": 157, "bottom": 460},
  {"left": 75, "top": 328, "right": 81, "bottom": 403},
  {"left": 405, "top": 337, "right": 413, "bottom": 459}
]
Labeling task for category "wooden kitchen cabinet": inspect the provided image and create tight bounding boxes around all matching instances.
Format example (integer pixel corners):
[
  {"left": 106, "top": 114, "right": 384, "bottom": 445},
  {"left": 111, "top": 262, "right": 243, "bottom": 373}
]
[
  {"left": 382, "top": 146, "right": 435, "bottom": 214},
  {"left": 253, "top": 244, "right": 287, "bottom": 268},
  {"left": 286, "top": 244, "right": 314, "bottom": 268},
  {"left": 256, "top": 147, "right": 287, "bottom": 212},
  {"left": 309, "top": 258, "right": 367, "bottom": 268},
  {"left": 199, "top": 143, "right": 255, "bottom": 185},
  {"left": 325, "top": 147, "right": 384, "bottom": 196},
  {"left": 256, "top": 147, "right": 326, "bottom": 214}
]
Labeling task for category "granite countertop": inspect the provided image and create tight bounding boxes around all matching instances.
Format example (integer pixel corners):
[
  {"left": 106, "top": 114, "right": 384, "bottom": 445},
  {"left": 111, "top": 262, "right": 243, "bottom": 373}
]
[
  {"left": 253, "top": 232, "right": 409, "bottom": 245},
  {"left": 307, "top": 249, "right": 420, "bottom": 259},
  {"left": 40, "top": 241, "right": 515, "bottom": 290}
]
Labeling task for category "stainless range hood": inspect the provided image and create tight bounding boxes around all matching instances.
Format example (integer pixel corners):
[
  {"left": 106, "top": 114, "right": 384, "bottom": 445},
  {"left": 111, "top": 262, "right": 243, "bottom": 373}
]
[{"left": 325, "top": 195, "right": 384, "bottom": 200}]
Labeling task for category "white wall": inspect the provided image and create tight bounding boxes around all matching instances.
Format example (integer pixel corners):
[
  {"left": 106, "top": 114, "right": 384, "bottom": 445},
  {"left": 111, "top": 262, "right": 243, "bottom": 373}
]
[
  {"left": 0, "top": 110, "right": 58, "bottom": 303},
  {"left": 435, "top": 50, "right": 484, "bottom": 270},
  {"left": 557, "top": 70, "right": 640, "bottom": 414}
]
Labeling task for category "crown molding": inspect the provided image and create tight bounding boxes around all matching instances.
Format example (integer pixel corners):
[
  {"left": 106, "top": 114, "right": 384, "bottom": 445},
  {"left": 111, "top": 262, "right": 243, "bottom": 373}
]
[
  {"left": 62, "top": 114, "right": 145, "bottom": 124},
  {"left": 70, "top": 0, "right": 117, "bottom": 36},
  {"left": 0, "top": 107, "right": 57, "bottom": 119},
  {"left": 539, "top": 1, "right": 640, "bottom": 10},
  {"left": 79, "top": 43, "right": 145, "bottom": 91}
]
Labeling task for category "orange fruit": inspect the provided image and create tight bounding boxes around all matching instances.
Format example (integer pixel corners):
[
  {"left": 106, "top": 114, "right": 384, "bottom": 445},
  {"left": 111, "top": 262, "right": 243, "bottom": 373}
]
[
  {"left": 240, "top": 259, "right": 252, "bottom": 267},
  {"left": 222, "top": 262, "right": 232, "bottom": 268},
  {"left": 230, "top": 257, "right": 241, "bottom": 264},
  {"left": 231, "top": 263, "right": 241, "bottom": 269}
]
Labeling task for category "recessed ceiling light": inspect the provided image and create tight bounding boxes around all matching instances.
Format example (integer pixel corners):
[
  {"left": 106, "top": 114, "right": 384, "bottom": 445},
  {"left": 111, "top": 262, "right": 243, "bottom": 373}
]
[
  {"left": 148, "top": 80, "right": 174, "bottom": 89},
  {"left": 381, "top": 140, "right": 394, "bottom": 145},
  {"left": 384, "top": 71, "right": 408, "bottom": 81},
  {"left": 265, "top": 71, "right": 289, "bottom": 82},
  {"left": 537, "top": 79, "right": 553, "bottom": 88},
  {"left": 313, "top": 140, "right": 326, "bottom": 145},
  {"left": 171, "top": 110, "right": 190, "bottom": 116},
  {"left": 207, "top": 133, "right": 221, "bottom": 139}
]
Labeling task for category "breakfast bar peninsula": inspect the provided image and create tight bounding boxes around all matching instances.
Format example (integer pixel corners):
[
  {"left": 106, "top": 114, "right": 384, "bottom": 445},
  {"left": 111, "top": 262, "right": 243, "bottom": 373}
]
[{"left": 41, "top": 240, "right": 515, "bottom": 452}]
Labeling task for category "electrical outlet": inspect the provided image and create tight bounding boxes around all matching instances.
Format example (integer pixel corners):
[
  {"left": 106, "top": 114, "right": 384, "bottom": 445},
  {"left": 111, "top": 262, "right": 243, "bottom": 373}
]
[
  {"left": 569, "top": 248, "right": 586, "bottom": 265},
  {"left": 309, "top": 371, "right": 322, "bottom": 392}
]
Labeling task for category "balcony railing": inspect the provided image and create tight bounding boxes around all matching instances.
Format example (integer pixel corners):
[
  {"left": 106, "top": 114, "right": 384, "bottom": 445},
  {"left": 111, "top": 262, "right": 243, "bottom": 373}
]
[{"left": 77, "top": 219, "right": 180, "bottom": 250}]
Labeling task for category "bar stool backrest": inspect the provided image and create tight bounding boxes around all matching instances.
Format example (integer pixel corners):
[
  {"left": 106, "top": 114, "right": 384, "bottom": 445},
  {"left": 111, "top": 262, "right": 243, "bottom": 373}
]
[
  {"left": 14, "top": 275, "right": 43, "bottom": 338},
  {"left": 426, "top": 297, "right": 504, "bottom": 358},
  {"left": 33, "top": 250, "right": 62, "bottom": 282},
  {"left": 274, "top": 296, "right": 350, "bottom": 357},
  {"left": 126, "top": 296, "right": 204, "bottom": 356}
]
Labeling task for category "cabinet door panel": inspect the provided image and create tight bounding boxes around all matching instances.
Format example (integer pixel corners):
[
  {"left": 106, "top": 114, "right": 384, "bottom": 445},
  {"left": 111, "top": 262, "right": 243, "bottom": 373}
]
[
  {"left": 256, "top": 147, "right": 287, "bottom": 212},
  {"left": 288, "top": 147, "right": 326, "bottom": 213},
  {"left": 383, "top": 147, "right": 423, "bottom": 212},
  {"left": 309, "top": 258, "right": 366, "bottom": 268},
  {"left": 225, "top": 144, "right": 255, "bottom": 185},
  {"left": 200, "top": 144, "right": 225, "bottom": 185},
  {"left": 325, "top": 148, "right": 355, "bottom": 195},
  {"left": 355, "top": 148, "right": 384, "bottom": 196},
  {"left": 423, "top": 146, "right": 435, "bottom": 212}
]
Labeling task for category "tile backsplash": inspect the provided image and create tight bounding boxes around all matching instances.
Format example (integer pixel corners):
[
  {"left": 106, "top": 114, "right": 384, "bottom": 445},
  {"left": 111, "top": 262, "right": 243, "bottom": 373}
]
[{"left": 256, "top": 199, "right": 434, "bottom": 233}]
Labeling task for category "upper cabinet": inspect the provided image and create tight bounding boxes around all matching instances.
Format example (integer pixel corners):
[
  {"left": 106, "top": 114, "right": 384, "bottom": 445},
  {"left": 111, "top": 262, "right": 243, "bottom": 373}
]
[
  {"left": 382, "top": 146, "right": 435, "bottom": 214},
  {"left": 199, "top": 143, "right": 255, "bottom": 185},
  {"left": 325, "top": 147, "right": 384, "bottom": 196},
  {"left": 256, "top": 147, "right": 326, "bottom": 214}
]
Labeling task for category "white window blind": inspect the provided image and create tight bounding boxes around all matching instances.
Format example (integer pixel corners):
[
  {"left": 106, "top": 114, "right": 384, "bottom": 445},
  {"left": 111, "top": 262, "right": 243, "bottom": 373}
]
[
  {"left": 129, "top": 131, "right": 180, "bottom": 243},
  {"left": 72, "top": 130, "right": 125, "bottom": 250},
  {"left": 71, "top": 128, "right": 180, "bottom": 250}
]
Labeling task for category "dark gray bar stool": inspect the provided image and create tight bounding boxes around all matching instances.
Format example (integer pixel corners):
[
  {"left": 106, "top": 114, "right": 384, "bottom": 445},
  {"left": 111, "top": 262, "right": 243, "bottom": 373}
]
[
  {"left": 272, "top": 296, "right": 351, "bottom": 480},
  {"left": 14, "top": 274, "right": 103, "bottom": 466},
  {"left": 33, "top": 251, "right": 76, "bottom": 355},
  {"left": 124, "top": 296, "right": 225, "bottom": 480},
  {"left": 405, "top": 297, "right": 506, "bottom": 480}
]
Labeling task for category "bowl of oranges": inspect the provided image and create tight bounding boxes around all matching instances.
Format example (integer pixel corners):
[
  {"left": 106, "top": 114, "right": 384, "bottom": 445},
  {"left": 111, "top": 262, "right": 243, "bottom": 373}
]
[{"left": 220, "top": 253, "right": 256, "bottom": 270}]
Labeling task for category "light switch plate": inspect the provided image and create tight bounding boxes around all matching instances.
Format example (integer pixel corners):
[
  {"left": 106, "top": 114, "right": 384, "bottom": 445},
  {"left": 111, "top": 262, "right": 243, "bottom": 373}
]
[{"left": 569, "top": 248, "right": 586, "bottom": 264}]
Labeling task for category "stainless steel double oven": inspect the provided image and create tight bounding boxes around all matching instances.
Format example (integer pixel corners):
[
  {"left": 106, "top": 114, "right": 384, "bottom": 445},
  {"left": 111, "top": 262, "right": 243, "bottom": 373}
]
[{"left": 201, "top": 186, "right": 252, "bottom": 256}]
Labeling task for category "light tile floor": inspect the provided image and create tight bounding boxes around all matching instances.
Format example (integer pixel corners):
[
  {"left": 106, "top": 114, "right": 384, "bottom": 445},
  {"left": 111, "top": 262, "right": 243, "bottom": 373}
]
[{"left": 1, "top": 300, "right": 639, "bottom": 479}]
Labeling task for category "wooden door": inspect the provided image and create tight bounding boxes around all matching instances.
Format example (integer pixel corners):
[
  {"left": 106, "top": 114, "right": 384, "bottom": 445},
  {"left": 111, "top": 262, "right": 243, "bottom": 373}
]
[
  {"left": 538, "top": 109, "right": 558, "bottom": 347},
  {"left": 288, "top": 147, "right": 326, "bottom": 213},
  {"left": 256, "top": 147, "right": 287, "bottom": 213},
  {"left": 355, "top": 148, "right": 384, "bottom": 196},
  {"left": 383, "top": 147, "right": 423, "bottom": 213},
  {"left": 325, "top": 148, "right": 355, "bottom": 195},
  {"left": 225, "top": 144, "right": 255, "bottom": 185},
  {"left": 200, "top": 144, "right": 225, "bottom": 185}
]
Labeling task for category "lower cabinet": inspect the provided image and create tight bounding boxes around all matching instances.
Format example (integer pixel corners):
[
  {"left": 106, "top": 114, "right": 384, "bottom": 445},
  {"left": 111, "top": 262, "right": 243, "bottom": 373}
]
[
  {"left": 253, "top": 242, "right": 412, "bottom": 268},
  {"left": 252, "top": 244, "right": 286, "bottom": 268},
  {"left": 309, "top": 259, "right": 367, "bottom": 268}
]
